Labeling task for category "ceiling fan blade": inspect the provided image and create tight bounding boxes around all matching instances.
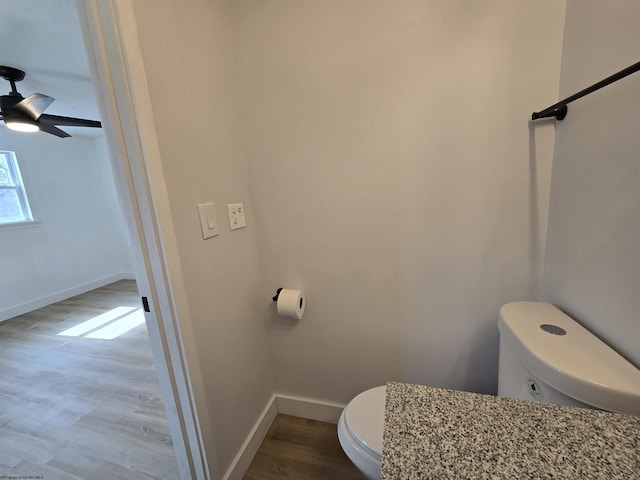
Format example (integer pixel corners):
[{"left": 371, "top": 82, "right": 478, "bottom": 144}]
[
  {"left": 39, "top": 113, "right": 101, "bottom": 128},
  {"left": 39, "top": 123, "right": 71, "bottom": 138},
  {"left": 14, "top": 93, "right": 55, "bottom": 120}
]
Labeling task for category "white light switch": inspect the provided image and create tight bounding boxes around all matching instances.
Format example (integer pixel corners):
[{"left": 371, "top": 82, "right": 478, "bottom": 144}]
[
  {"left": 227, "top": 203, "right": 246, "bottom": 230},
  {"left": 198, "top": 202, "right": 219, "bottom": 239}
]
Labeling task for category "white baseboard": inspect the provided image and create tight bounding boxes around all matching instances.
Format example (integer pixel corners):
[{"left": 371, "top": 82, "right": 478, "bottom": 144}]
[
  {"left": 276, "top": 394, "right": 345, "bottom": 424},
  {"left": 0, "top": 272, "right": 136, "bottom": 322},
  {"left": 223, "top": 393, "right": 346, "bottom": 479},
  {"left": 223, "top": 395, "right": 278, "bottom": 480}
]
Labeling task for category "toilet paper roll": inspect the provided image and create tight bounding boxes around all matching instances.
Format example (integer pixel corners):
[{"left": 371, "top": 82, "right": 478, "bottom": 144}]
[{"left": 277, "top": 289, "right": 305, "bottom": 320}]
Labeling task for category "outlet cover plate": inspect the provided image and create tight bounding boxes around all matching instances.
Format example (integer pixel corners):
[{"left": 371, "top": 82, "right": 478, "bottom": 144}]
[{"left": 228, "top": 203, "right": 246, "bottom": 230}]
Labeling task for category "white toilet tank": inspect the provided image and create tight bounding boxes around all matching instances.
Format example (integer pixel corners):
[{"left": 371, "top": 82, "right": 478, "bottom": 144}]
[{"left": 497, "top": 302, "right": 640, "bottom": 416}]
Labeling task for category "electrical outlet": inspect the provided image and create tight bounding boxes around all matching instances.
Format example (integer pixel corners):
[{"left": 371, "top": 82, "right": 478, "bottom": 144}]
[{"left": 227, "top": 203, "right": 246, "bottom": 230}]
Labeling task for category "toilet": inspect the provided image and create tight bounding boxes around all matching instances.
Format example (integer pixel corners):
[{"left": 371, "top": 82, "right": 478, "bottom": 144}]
[
  {"left": 497, "top": 301, "right": 640, "bottom": 416},
  {"left": 337, "top": 385, "right": 385, "bottom": 480},
  {"left": 338, "top": 301, "right": 640, "bottom": 479}
]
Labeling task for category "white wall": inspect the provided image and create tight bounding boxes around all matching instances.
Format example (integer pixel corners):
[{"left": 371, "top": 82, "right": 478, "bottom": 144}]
[
  {"left": 0, "top": 129, "right": 133, "bottom": 321},
  {"left": 129, "top": 0, "right": 274, "bottom": 475},
  {"left": 229, "top": 0, "right": 566, "bottom": 402},
  {"left": 541, "top": 0, "right": 640, "bottom": 366}
]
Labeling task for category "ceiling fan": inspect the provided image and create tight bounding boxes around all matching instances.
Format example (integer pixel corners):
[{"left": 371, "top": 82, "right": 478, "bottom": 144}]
[{"left": 0, "top": 65, "right": 101, "bottom": 138}]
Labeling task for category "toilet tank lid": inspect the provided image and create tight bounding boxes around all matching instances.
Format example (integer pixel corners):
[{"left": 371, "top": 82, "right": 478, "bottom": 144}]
[
  {"left": 344, "top": 385, "right": 386, "bottom": 459},
  {"left": 498, "top": 302, "right": 640, "bottom": 415}
]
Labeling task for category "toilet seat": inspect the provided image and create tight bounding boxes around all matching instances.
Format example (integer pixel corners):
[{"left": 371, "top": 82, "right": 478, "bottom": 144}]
[{"left": 342, "top": 385, "right": 386, "bottom": 460}]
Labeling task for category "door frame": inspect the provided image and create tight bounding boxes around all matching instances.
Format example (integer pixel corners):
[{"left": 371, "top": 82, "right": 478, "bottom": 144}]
[{"left": 75, "top": 1, "right": 214, "bottom": 478}]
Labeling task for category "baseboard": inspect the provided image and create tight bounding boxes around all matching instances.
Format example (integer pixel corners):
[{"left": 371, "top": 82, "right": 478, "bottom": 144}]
[
  {"left": 276, "top": 394, "right": 345, "bottom": 424},
  {"left": 223, "top": 395, "right": 278, "bottom": 480},
  {"left": 0, "top": 272, "right": 135, "bottom": 323},
  {"left": 222, "top": 393, "right": 346, "bottom": 479}
]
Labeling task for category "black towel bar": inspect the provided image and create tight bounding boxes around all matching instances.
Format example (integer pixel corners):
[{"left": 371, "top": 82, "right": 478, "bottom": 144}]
[{"left": 531, "top": 60, "right": 640, "bottom": 121}]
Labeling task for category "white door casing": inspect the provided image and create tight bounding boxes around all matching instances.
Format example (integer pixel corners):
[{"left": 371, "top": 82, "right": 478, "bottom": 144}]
[{"left": 75, "top": 1, "right": 216, "bottom": 478}]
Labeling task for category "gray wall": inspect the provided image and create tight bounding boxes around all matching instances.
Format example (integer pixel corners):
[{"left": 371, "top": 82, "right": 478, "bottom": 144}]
[
  {"left": 541, "top": 0, "right": 640, "bottom": 366},
  {"left": 229, "top": 0, "right": 566, "bottom": 402},
  {"left": 130, "top": 0, "right": 275, "bottom": 475}
]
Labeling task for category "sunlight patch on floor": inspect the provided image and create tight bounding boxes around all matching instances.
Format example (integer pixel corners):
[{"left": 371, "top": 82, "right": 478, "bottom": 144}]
[{"left": 58, "top": 306, "right": 145, "bottom": 339}]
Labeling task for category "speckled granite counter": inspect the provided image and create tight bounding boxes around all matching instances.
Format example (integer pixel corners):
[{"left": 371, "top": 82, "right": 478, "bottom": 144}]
[{"left": 382, "top": 382, "right": 640, "bottom": 479}]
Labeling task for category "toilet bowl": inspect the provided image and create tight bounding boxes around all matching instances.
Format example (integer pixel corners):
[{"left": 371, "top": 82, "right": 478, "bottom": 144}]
[{"left": 337, "top": 385, "right": 386, "bottom": 480}]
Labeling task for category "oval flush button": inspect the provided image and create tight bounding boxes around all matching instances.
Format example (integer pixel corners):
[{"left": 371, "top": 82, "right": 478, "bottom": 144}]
[{"left": 540, "top": 324, "right": 567, "bottom": 335}]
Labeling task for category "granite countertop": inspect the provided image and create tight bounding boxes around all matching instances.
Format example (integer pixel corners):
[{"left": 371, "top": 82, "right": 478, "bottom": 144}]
[{"left": 382, "top": 382, "right": 640, "bottom": 479}]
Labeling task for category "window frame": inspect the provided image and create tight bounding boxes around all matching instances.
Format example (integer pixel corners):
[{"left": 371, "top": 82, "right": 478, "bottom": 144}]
[{"left": 0, "top": 150, "right": 35, "bottom": 226}]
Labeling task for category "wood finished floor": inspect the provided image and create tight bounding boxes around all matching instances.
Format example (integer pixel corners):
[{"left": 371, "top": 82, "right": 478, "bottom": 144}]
[
  {"left": 0, "top": 280, "right": 180, "bottom": 480},
  {"left": 244, "top": 414, "right": 365, "bottom": 480}
]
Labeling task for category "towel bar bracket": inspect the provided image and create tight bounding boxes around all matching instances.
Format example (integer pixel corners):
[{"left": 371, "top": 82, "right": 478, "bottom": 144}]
[{"left": 532, "top": 104, "right": 567, "bottom": 121}]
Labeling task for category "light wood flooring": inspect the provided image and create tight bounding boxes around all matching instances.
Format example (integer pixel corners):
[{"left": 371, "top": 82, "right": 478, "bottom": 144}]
[
  {"left": 244, "top": 414, "right": 365, "bottom": 480},
  {"left": 0, "top": 280, "right": 180, "bottom": 480}
]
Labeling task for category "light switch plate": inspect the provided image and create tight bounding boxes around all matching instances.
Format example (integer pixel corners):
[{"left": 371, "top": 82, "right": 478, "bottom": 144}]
[
  {"left": 227, "top": 203, "right": 246, "bottom": 230},
  {"left": 197, "top": 202, "right": 219, "bottom": 239}
]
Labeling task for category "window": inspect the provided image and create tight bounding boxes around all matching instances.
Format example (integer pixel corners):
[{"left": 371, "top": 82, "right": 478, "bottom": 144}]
[{"left": 0, "top": 150, "right": 33, "bottom": 225}]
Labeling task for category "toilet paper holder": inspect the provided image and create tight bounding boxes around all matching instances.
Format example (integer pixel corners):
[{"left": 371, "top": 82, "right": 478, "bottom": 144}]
[
  {"left": 272, "top": 288, "right": 283, "bottom": 302},
  {"left": 272, "top": 287, "right": 305, "bottom": 319}
]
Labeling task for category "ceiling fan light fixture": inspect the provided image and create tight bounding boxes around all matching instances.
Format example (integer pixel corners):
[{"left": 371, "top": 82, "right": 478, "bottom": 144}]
[
  {"left": 1, "top": 66, "right": 102, "bottom": 138},
  {"left": 5, "top": 119, "right": 40, "bottom": 133}
]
